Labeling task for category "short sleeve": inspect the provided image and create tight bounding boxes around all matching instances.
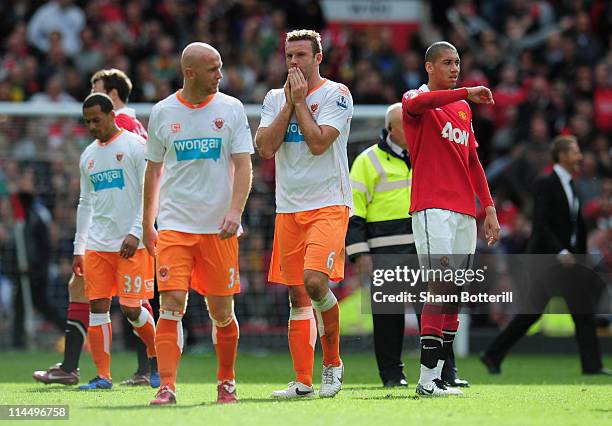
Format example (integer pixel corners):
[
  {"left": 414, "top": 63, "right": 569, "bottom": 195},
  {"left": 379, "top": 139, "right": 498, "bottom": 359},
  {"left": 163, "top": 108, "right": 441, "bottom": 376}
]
[
  {"left": 317, "top": 83, "right": 353, "bottom": 132},
  {"left": 258, "top": 90, "right": 280, "bottom": 128},
  {"left": 146, "top": 106, "right": 166, "bottom": 162},
  {"left": 231, "top": 101, "right": 255, "bottom": 154}
]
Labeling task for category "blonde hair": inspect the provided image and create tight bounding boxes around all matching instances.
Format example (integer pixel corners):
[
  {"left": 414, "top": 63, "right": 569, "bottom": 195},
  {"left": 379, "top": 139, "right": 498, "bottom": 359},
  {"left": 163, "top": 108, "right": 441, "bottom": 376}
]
[
  {"left": 286, "top": 29, "right": 322, "bottom": 54},
  {"left": 551, "top": 134, "right": 578, "bottom": 163}
]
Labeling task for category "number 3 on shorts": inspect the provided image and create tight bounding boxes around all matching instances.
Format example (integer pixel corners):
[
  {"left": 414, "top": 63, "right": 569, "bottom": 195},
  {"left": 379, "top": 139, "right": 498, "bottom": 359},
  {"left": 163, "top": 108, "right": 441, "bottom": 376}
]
[{"left": 228, "top": 267, "right": 235, "bottom": 289}]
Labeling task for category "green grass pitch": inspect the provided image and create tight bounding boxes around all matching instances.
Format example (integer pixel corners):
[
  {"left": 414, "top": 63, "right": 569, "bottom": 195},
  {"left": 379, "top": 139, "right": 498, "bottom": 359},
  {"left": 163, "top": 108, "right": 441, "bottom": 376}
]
[{"left": 0, "top": 351, "right": 610, "bottom": 425}]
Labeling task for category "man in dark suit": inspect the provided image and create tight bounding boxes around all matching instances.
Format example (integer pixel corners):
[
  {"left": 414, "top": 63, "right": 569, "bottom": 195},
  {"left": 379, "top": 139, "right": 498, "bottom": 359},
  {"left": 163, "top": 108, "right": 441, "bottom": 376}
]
[{"left": 481, "top": 135, "right": 610, "bottom": 375}]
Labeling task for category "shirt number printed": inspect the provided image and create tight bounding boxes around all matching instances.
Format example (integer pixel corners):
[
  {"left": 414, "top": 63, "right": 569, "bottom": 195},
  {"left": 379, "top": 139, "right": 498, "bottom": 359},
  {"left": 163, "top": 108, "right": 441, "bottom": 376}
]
[
  {"left": 326, "top": 251, "right": 336, "bottom": 270},
  {"left": 123, "top": 274, "right": 142, "bottom": 294},
  {"left": 228, "top": 267, "right": 235, "bottom": 289},
  {"left": 441, "top": 122, "right": 468, "bottom": 146}
]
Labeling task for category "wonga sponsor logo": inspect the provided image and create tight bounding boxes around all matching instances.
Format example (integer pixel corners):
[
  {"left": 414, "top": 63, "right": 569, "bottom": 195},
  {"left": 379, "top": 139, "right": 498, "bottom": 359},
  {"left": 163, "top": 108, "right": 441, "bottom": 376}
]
[
  {"left": 284, "top": 122, "right": 304, "bottom": 143},
  {"left": 173, "top": 137, "right": 222, "bottom": 161},
  {"left": 89, "top": 169, "right": 125, "bottom": 191}
]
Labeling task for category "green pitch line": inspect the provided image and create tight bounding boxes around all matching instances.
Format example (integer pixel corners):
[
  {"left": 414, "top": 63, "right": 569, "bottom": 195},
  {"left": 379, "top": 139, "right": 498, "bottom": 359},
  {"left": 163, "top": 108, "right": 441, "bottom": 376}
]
[{"left": 0, "top": 352, "right": 610, "bottom": 426}]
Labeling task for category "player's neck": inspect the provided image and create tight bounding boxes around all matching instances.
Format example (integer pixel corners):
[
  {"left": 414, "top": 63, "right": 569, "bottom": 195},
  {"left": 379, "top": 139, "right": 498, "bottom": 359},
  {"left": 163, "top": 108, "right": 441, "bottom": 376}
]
[
  {"left": 113, "top": 100, "right": 126, "bottom": 111},
  {"left": 426, "top": 81, "right": 451, "bottom": 92},
  {"left": 180, "top": 86, "right": 213, "bottom": 105},
  {"left": 100, "top": 126, "right": 121, "bottom": 144},
  {"left": 307, "top": 74, "right": 324, "bottom": 92}
]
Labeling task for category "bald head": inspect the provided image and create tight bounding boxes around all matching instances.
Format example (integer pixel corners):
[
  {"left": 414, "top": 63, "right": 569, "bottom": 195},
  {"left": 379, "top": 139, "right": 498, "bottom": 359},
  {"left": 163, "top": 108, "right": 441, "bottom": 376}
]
[{"left": 181, "top": 42, "right": 220, "bottom": 71}]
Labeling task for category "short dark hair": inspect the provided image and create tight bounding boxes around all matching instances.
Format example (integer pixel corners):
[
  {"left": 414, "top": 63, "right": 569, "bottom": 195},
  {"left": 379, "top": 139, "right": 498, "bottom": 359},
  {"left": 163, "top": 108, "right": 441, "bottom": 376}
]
[
  {"left": 90, "top": 68, "right": 133, "bottom": 103},
  {"left": 551, "top": 134, "right": 577, "bottom": 163},
  {"left": 425, "top": 41, "right": 457, "bottom": 63},
  {"left": 286, "top": 29, "right": 322, "bottom": 54},
  {"left": 83, "top": 92, "right": 114, "bottom": 113}
]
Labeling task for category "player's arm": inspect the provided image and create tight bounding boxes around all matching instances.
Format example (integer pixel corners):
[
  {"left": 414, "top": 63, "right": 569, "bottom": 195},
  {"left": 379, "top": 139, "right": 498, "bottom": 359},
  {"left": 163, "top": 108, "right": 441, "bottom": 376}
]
[
  {"left": 219, "top": 153, "right": 252, "bottom": 240},
  {"left": 121, "top": 141, "right": 146, "bottom": 259},
  {"left": 468, "top": 148, "right": 500, "bottom": 246},
  {"left": 403, "top": 86, "right": 494, "bottom": 116},
  {"left": 290, "top": 68, "right": 340, "bottom": 155},
  {"left": 255, "top": 79, "right": 294, "bottom": 159},
  {"left": 73, "top": 158, "right": 93, "bottom": 276},
  {"left": 142, "top": 160, "right": 163, "bottom": 256}
]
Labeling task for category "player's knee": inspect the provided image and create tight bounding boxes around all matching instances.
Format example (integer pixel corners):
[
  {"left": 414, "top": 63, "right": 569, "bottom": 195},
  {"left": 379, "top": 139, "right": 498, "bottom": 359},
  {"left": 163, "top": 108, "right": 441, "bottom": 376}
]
[
  {"left": 209, "top": 309, "right": 233, "bottom": 326},
  {"left": 90, "top": 298, "right": 110, "bottom": 313},
  {"left": 119, "top": 301, "right": 141, "bottom": 321},
  {"left": 303, "top": 271, "right": 328, "bottom": 300},
  {"left": 289, "top": 287, "right": 311, "bottom": 308},
  {"left": 159, "top": 291, "right": 187, "bottom": 313}
]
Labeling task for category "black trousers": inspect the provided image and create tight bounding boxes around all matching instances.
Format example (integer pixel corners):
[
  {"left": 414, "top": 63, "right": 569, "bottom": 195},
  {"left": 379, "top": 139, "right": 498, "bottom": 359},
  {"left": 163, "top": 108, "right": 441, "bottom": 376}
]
[
  {"left": 484, "top": 263, "right": 604, "bottom": 373},
  {"left": 371, "top": 312, "right": 458, "bottom": 383},
  {"left": 13, "top": 269, "right": 65, "bottom": 348}
]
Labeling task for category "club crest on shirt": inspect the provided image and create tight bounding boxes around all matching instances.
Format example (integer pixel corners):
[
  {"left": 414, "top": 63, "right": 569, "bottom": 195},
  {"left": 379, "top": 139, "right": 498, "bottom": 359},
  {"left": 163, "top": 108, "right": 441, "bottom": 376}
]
[
  {"left": 213, "top": 118, "right": 225, "bottom": 131},
  {"left": 170, "top": 123, "right": 181, "bottom": 133},
  {"left": 310, "top": 103, "right": 319, "bottom": 115},
  {"left": 115, "top": 152, "right": 124, "bottom": 163},
  {"left": 458, "top": 111, "right": 468, "bottom": 122},
  {"left": 158, "top": 265, "right": 170, "bottom": 282},
  {"left": 87, "top": 159, "right": 95, "bottom": 170}
]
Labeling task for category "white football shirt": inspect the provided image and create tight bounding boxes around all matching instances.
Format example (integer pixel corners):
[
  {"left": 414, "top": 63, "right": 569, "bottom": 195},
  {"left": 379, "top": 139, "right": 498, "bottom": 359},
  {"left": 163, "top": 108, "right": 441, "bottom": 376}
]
[
  {"left": 74, "top": 129, "right": 147, "bottom": 254},
  {"left": 146, "top": 91, "right": 254, "bottom": 234},
  {"left": 259, "top": 79, "right": 353, "bottom": 213}
]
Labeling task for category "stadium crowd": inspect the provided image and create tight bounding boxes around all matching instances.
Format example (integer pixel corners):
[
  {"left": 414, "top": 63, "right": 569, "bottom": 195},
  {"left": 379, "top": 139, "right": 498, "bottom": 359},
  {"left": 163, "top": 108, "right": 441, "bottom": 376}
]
[{"left": 0, "top": 0, "right": 611, "bottom": 347}]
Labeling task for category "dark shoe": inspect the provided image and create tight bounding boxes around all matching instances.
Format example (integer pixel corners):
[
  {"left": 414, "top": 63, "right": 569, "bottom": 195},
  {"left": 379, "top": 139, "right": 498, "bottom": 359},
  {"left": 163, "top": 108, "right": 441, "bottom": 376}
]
[
  {"left": 583, "top": 367, "right": 612, "bottom": 376},
  {"left": 120, "top": 373, "right": 150, "bottom": 386},
  {"left": 33, "top": 363, "right": 79, "bottom": 385},
  {"left": 480, "top": 353, "right": 501, "bottom": 374},
  {"left": 444, "top": 377, "right": 470, "bottom": 388},
  {"left": 383, "top": 378, "right": 408, "bottom": 388}
]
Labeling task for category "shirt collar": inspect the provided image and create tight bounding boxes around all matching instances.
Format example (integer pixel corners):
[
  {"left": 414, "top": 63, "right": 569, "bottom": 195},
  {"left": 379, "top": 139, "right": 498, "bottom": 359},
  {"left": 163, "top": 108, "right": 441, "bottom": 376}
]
[
  {"left": 553, "top": 163, "right": 573, "bottom": 184},
  {"left": 419, "top": 84, "right": 430, "bottom": 92},
  {"left": 386, "top": 136, "right": 406, "bottom": 157}
]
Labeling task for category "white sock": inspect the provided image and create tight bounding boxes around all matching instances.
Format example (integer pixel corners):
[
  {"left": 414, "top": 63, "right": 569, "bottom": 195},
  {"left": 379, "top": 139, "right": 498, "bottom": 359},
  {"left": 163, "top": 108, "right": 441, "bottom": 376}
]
[{"left": 127, "top": 306, "right": 151, "bottom": 328}]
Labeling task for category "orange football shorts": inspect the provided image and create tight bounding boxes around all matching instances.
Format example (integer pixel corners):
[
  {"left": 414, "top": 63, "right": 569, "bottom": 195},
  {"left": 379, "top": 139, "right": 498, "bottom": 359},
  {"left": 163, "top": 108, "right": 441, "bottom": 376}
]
[
  {"left": 268, "top": 205, "right": 349, "bottom": 286},
  {"left": 156, "top": 230, "right": 240, "bottom": 297},
  {"left": 84, "top": 248, "right": 154, "bottom": 301}
]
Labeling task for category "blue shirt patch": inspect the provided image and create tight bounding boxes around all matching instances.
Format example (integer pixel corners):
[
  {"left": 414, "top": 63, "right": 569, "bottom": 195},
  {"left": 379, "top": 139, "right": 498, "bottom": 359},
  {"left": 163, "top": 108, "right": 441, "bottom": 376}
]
[
  {"left": 337, "top": 96, "right": 348, "bottom": 110},
  {"left": 174, "top": 137, "right": 222, "bottom": 161},
  {"left": 284, "top": 123, "right": 304, "bottom": 143},
  {"left": 89, "top": 169, "right": 125, "bottom": 191}
]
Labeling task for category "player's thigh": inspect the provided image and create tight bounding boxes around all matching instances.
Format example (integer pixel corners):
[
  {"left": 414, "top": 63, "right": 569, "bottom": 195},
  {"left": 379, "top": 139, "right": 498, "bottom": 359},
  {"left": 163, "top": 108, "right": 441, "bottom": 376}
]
[
  {"left": 268, "top": 213, "right": 306, "bottom": 285},
  {"left": 451, "top": 212, "right": 477, "bottom": 268},
  {"left": 156, "top": 230, "right": 197, "bottom": 293},
  {"left": 68, "top": 273, "right": 87, "bottom": 303},
  {"left": 301, "top": 206, "right": 349, "bottom": 282},
  {"left": 83, "top": 251, "right": 118, "bottom": 300},
  {"left": 412, "top": 209, "right": 454, "bottom": 270},
  {"left": 192, "top": 234, "right": 240, "bottom": 297},
  {"left": 116, "top": 248, "right": 155, "bottom": 301}
]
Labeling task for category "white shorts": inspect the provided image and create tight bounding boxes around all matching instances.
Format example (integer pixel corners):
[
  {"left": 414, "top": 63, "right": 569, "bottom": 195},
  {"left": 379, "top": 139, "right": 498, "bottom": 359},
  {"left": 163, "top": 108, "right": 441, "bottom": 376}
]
[{"left": 413, "top": 208, "right": 476, "bottom": 271}]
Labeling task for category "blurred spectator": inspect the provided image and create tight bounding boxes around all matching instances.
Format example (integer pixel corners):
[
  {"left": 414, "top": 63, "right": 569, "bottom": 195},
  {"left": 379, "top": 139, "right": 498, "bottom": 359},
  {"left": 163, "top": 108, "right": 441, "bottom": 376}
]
[{"left": 26, "top": 0, "right": 85, "bottom": 57}]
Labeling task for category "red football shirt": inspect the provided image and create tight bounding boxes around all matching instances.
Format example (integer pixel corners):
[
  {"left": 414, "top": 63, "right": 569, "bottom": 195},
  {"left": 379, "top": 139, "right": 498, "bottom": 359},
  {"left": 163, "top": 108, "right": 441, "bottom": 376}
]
[
  {"left": 115, "top": 106, "right": 148, "bottom": 139},
  {"left": 402, "top": 84, "right": 479, "bottom": 217}
]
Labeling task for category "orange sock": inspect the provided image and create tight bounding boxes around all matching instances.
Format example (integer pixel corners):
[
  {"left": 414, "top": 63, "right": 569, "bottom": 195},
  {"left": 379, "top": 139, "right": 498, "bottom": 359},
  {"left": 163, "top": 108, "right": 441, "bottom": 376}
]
[
  {"left": 312, "top": 290, "right": 341, "bottom": 367},
  {"left": 212, "top": 315, "right": 239, "bottom": 381},
  {"left": 88, "top": 313, "right": 112, "bottom": 380},
  {"left": 155, "top": 310, "right": 183, "bottom": 391},
  {"left": 288, "top": 307, "right": 316, "bottom": 387},
  {"left": 129, "top": 306, "right": 157, "bottom": 358}
]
